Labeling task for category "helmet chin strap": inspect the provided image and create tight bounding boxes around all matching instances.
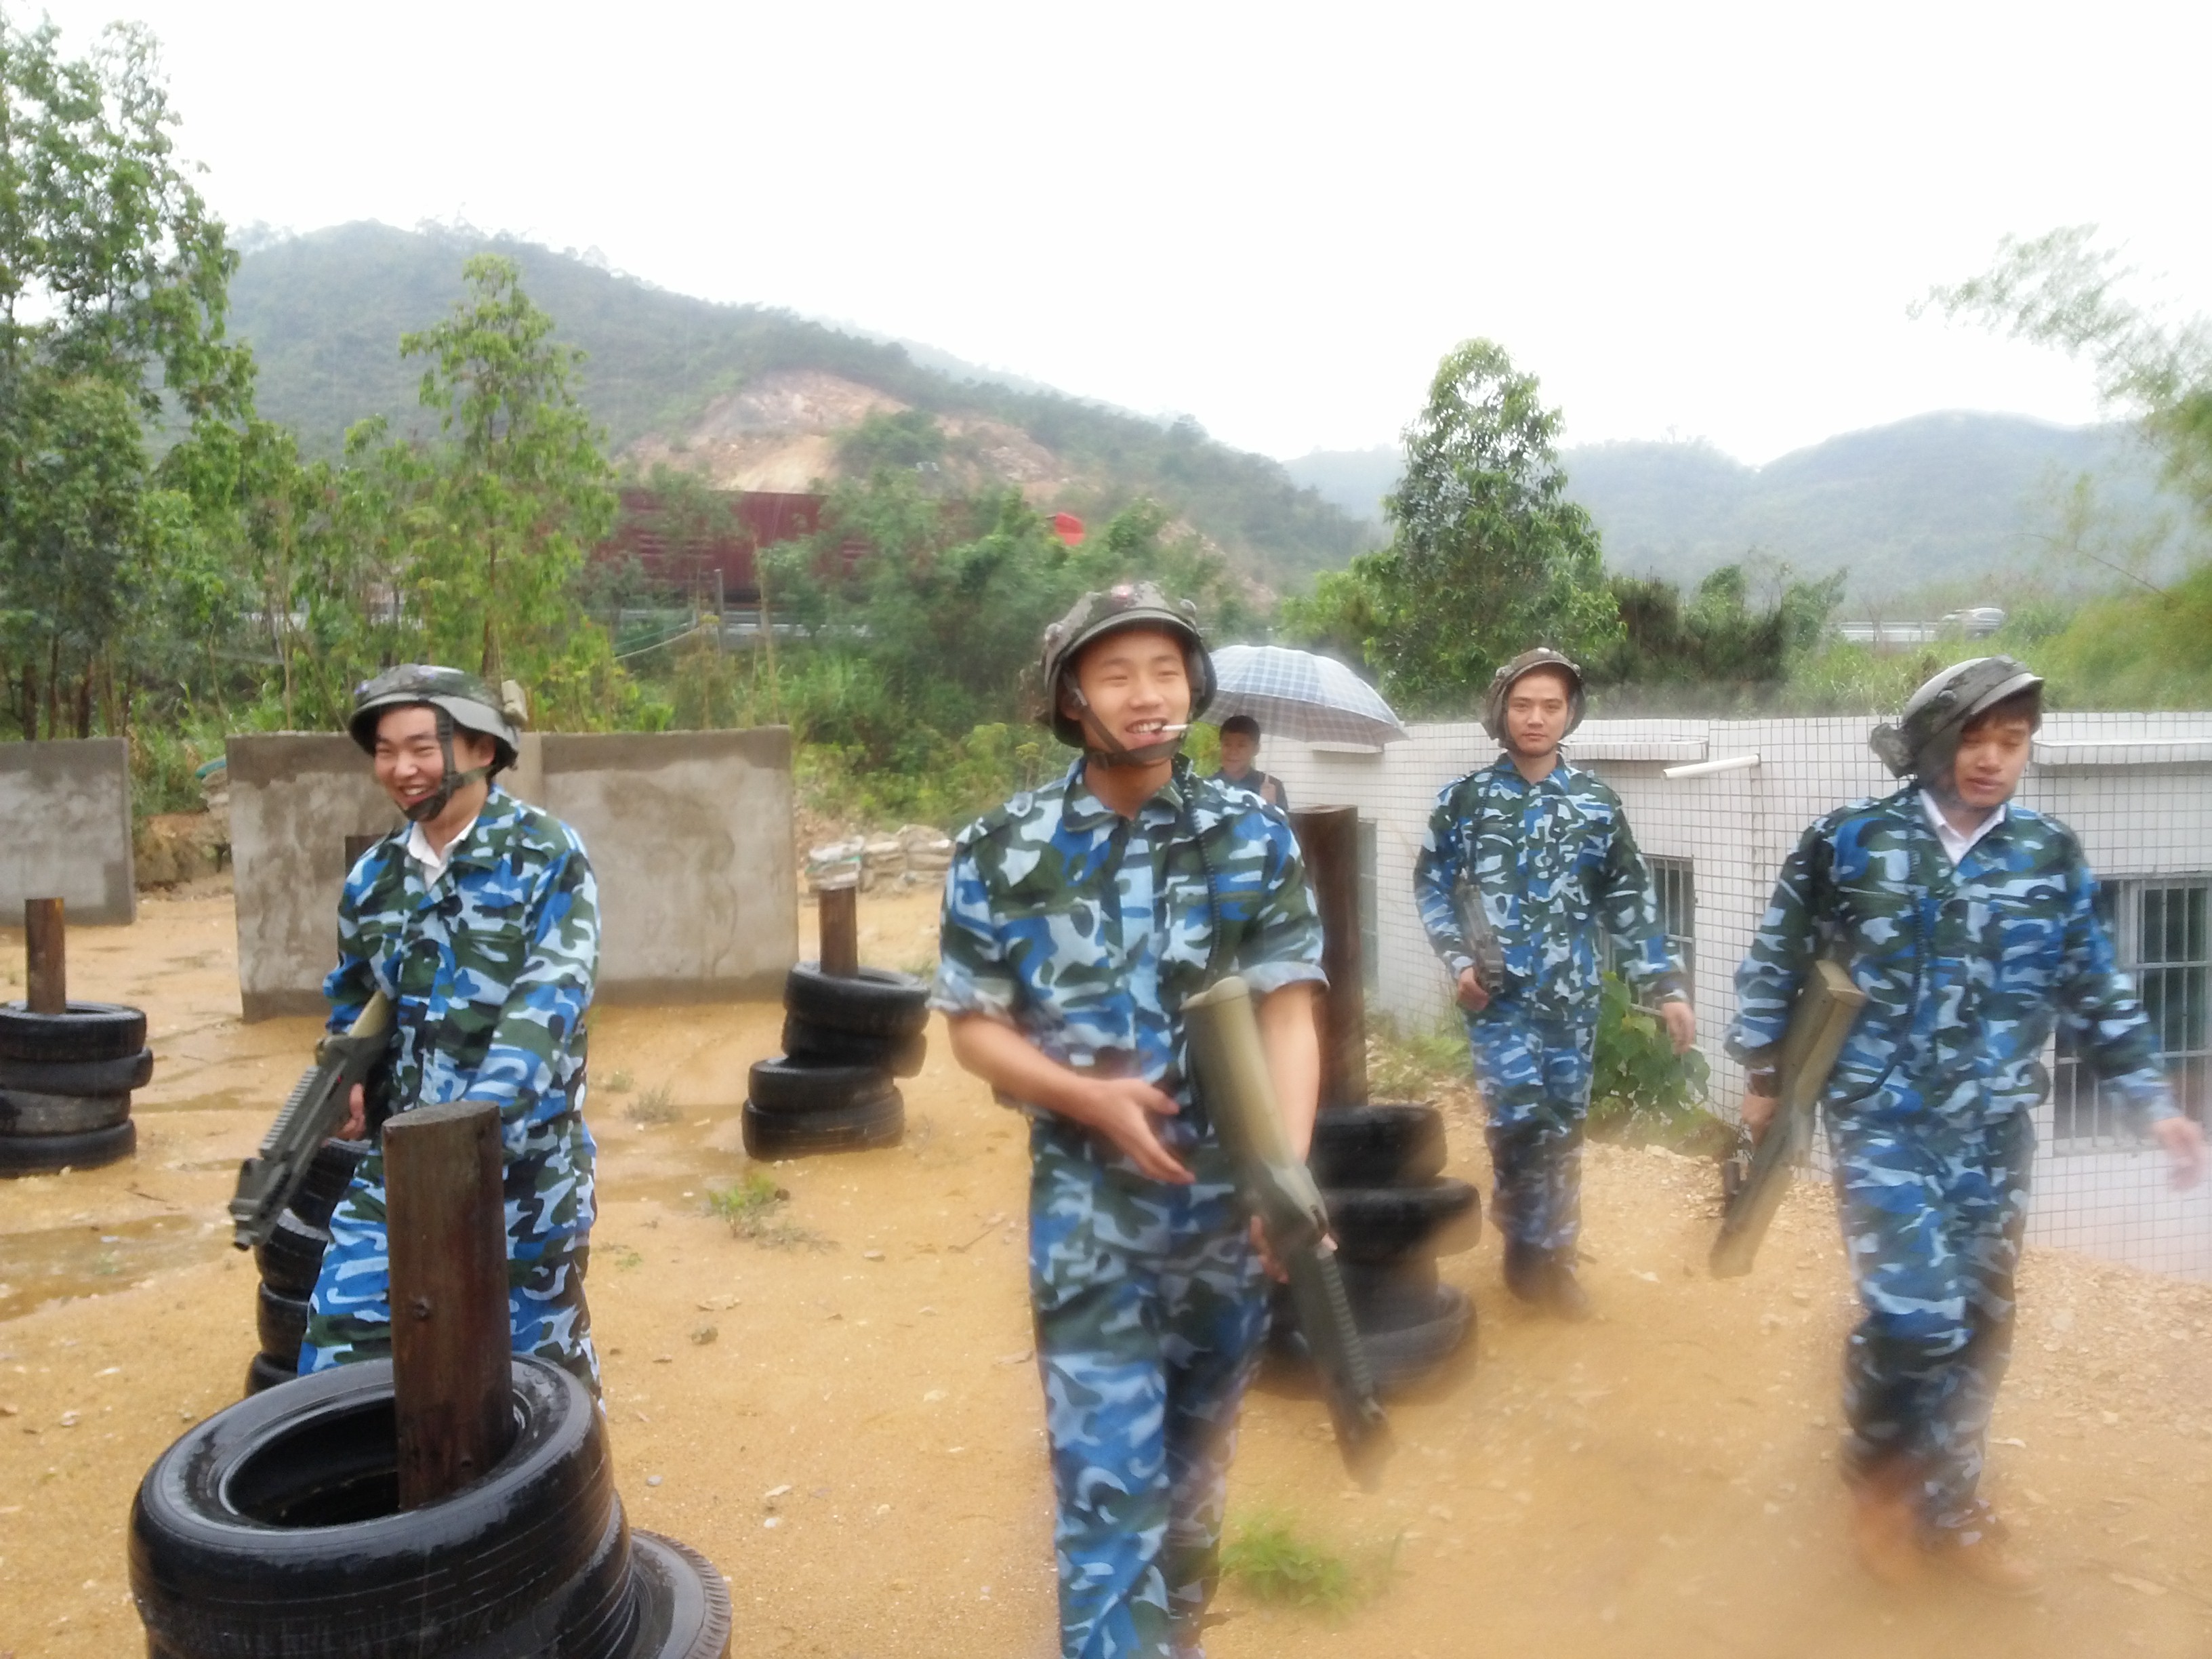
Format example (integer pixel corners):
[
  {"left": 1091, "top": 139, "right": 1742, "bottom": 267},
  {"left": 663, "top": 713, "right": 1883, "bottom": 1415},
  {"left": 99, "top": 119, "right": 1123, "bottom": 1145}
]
[
  {"left": 1067, "top": 686, "right": 1189, "bottom": 769},
  {"left": 401, "top": 708, "right": 493, "bottom": 823}
]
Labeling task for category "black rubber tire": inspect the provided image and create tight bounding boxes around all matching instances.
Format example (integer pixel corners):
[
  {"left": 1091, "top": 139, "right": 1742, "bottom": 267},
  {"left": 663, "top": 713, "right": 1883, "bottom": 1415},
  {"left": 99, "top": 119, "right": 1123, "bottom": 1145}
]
[
  {"left": 0, "top": 1088, "right": 130, "bottom": 1135},
  {"left": 1273, "top": 1282, "right": 1475, "bottom": 1397},
  {"left": 255, "top": 1282, "right": 310, "bottom": 1363},
  {"left": 291, "top": 1139, "right": 369, "bottom": 1229},
  {"left": 243, "top": 1351, "right": 297, "bottom": 1396},
  {"left": 626, "top": 1531, "right": 735, "bottom": 1658},
  {"left": 746, "top": 1056, "right": 895, "bottom": 1115},
  {"left": 0, "top": 999, "right": 146, "bottom": 1063},
  {"left": 0, "top": 1118, "right": 134, "bottom": 1176},
  {"left": 781, "top": 1015, "right": 926, "bottom": 1078},
  {"left": 254, "top": 1210, "right": 331, "bottom": 1299},
  {"left": 1340, "top": 1254, "right": 1442, "bottom": 1322},
  {"left": 742, "top": 1092, "right": 903, "bottom": 1159},
  {"left": 1325, "top": 1178, "right": 1483, "bottom": 1265},
  {"left": 783, "top": 963, "right": 929, "bottom": 1040},
  {"left": 1308, "top": 1103, "right": 1446, "bottom": 1188},
  {"left": 130, "top": 1357, "right": 632, "bottom": 1659},
  {"left": 0, "top": 1045, "right": 154, "bottom": 1094},
  {"left": 1357, "top": 1283, "right": 1476, "bottom": 1394}
]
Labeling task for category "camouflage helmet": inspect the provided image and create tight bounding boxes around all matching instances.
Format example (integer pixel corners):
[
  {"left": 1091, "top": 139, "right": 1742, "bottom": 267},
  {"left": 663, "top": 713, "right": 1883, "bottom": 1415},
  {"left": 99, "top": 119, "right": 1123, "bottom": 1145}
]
[
  {"left": 348, "top": 665, "right": 520, "bottom": 773},
  {"left": 1038, "top": 581, "right": 1216, "bottom": 752},
  {"left": 1481, "top": 647, "right": 1586, "bottom": 741},
  {"left": 1870, "top": 655, "right": 2043, "bottom": 780}
]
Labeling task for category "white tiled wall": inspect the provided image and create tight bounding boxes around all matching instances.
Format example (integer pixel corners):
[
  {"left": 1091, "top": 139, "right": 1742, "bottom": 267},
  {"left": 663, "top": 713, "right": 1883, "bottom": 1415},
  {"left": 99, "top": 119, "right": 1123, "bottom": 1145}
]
[{"left": 1261, "top": 712, "right": 2212, "bottom": 1279}]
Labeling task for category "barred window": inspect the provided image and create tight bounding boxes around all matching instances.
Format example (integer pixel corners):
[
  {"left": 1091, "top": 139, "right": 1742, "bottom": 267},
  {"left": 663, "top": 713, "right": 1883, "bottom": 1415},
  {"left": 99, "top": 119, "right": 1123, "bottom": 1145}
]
[
  {"left": 2053, "top": 878, "right": 2211, "bottom": 1145},
  {"left": 1601, "top": 855, "right": 1695, "bottom": 1001}
]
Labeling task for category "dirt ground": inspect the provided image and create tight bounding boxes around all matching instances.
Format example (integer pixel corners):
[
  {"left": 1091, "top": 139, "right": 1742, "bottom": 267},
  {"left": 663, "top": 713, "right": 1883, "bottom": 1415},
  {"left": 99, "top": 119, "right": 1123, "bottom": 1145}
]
[{"left": 3, "top": 884, "right": 2211, "bottom": 1658}]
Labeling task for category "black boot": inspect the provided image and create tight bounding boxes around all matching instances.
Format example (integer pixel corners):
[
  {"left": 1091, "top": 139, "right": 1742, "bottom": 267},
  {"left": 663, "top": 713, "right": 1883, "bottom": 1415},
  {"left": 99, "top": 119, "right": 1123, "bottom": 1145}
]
[
  {"left": 1504, "top": 1239, "right": 1549, "bottom": 1304},
  {"left": 1544, "top": 1254, "right": 1593, "bottom": 1322}
]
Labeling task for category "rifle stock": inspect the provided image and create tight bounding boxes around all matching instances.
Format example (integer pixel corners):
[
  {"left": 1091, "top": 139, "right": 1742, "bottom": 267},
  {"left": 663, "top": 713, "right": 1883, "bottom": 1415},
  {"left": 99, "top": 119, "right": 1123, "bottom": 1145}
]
[
  {"left": 1710, "top": 960, "right": 1866, "bottom": 1277},
  {"left": 1183, "top": 976, "right": 1392, "bottom": 1486},
  {"left": 229, "top": 991, "right": 394, "bottom": 1250}
]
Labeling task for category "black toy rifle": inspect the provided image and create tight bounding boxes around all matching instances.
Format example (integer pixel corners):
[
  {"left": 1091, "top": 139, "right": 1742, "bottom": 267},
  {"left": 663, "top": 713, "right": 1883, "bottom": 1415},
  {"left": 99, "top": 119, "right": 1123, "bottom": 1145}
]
[
  {"left": 1710, "top": 960, "right": 1866, "bottom": 1277},
  {"left": 229, "top": 991, "right": 393, "bottom": 1250},
  {"left": 1451, "top": 849, "right": 1504, "bottom": 995},
  {"left": 1183, "top": 976, "right": 1392, "bottom": 1486}
]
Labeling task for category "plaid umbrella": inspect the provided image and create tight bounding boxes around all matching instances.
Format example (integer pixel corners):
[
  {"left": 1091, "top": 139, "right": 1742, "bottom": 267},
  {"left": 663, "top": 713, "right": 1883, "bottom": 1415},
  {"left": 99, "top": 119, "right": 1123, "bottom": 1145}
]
[{"left": 1206, "top": 644, "right": 1409, "bottom": 745}]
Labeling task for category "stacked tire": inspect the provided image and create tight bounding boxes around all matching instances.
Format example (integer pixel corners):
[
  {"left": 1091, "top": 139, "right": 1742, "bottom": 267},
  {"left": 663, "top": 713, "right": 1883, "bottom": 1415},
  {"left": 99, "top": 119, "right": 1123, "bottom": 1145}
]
[
  {"left": 244, "top": 1139, "right": 367, "bottom": 1397},
  {"left": 1275, "top": 1102, "right": 1480, "bottom": 1395},
  {"left": 0, "top": 1000, "right": 150, "bottom": 1177},
  {"left": 741, "top": 963, "right": 928, "bottom": 1160},
  {"left": 132, "top": 1356, "right": 732, "bottom": 1658}
]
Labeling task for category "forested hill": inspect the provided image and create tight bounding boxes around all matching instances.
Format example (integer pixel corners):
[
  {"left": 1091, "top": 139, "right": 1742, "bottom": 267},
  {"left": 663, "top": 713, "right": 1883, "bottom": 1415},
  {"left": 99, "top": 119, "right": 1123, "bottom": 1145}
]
[
  {"left": 228, "top": 222, "right": 1373, "bottom": 588},
  {"left": 1284, "top": 415, "right": 2188, "bottom": 602}
]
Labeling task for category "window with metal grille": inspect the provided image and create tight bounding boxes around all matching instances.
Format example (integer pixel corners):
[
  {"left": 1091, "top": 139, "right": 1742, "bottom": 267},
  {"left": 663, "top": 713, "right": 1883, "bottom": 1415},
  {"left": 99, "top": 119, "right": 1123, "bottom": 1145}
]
[
  {"left": 1601, "top": 855, "right": 1695, "bottom": 1000},
  {"left": 2053, "top": 878, "right": 2210, "bottom": 1145}
]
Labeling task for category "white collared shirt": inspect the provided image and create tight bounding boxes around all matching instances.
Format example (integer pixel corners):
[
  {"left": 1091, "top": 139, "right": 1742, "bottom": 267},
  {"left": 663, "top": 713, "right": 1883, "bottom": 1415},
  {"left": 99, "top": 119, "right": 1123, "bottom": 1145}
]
[
  {"left": 404, "top": 812, "right": 478, "bottom": 885},
  {"left": 1919, "top": 789, "right": 2004, "bottom": 867}
]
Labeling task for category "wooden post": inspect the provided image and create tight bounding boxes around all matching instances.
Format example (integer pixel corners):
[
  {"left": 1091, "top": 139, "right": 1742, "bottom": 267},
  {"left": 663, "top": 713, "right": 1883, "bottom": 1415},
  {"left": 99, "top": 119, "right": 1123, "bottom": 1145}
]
[
  {"left": 24, "top": 899, "right": 65, "bottom": 1015},
  {"left": 819, "top": 882, "right": 859, "bottom": 978},
  {"left": 1289, "top": 807, "right": 1368, "bottom": 1109},
  {"left": 386, "top": 1099, "right": 513, "bottom": 1509}
]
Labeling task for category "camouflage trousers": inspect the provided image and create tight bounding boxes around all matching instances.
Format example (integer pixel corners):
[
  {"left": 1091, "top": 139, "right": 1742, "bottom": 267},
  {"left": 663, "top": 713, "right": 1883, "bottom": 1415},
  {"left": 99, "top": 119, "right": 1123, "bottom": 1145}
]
[
  {"left": 301, "top": 1138, "right": 601, "bottom": 1398},
  {"left": 1828, "top": 1107, "right": 2032, "bottom": 1544},
  {"left": 1463, "top": 1002, "right": 1597, "bottom": 1254},
  {"left": 1029, "top": 1126, "right": 1269, "bottom": 1659}
]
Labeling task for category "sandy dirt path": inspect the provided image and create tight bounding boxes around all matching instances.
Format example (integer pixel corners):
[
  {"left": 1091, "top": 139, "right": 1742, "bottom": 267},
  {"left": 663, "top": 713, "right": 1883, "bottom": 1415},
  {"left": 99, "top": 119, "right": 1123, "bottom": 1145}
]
[{"left": 2, "top": 884, "right": 2209, "bottom": 1657}]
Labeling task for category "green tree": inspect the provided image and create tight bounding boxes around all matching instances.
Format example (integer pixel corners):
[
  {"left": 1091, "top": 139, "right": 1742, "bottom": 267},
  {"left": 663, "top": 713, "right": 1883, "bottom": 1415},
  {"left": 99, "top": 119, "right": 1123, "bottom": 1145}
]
[
  {"left": 1930, "top": 228, "right": 2212, "bottom": 705},
  {"left": 1283, "top": 340, "right": 1618, "bottom": 712},
  {"left": 1593, "top": 562, "right": 1843, "bottom": 700},
  {"left": 0, "top": 17, "right": 255, "bottom": 737},
  {"left": 392, "top": 255, "right": 621, "bottom": 719}
]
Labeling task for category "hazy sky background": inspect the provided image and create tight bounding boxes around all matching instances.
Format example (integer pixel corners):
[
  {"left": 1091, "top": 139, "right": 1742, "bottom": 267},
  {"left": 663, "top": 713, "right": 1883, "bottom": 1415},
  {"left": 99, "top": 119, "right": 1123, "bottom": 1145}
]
[{"left": 28, "top": 0, "right": 2212, "bottom": 464}]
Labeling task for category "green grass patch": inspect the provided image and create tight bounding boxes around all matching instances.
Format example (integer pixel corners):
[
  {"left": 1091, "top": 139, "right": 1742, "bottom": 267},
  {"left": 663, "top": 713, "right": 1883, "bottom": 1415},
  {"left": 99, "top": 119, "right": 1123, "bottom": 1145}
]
[
  {"left": 708, "top": 1171, "right": 830, "bottom": 1251},
  {"left": 1366, "top": 1012, "right": 1465, "bottom": 1101},
  {"left": 1220, "top": 1510, "right": 1398, "bottom": 1615},
  {"left": 624, "top": 1083, "right": 678, "bottom": 1126}
]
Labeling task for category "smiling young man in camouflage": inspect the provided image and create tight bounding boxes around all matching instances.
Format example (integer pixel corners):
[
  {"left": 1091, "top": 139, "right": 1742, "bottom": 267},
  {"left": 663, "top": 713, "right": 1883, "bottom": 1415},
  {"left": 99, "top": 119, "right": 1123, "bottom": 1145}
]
[
  {"left": 1413, "top": 647, "right": 1694, "bottom": 1319},
  {"left": 1729, "top": 656, "right": 2203, "bottom": 1589},
  {"left": 934, "top": 583, "right": 1325, "bottom": 1659},
  {"left": 300, "top": 665, "right": 604, "bottom": 1395}
]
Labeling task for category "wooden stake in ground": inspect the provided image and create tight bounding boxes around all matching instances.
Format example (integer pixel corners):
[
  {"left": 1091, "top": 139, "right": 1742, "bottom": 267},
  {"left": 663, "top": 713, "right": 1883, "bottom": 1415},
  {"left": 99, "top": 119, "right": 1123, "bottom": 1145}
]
[
  {"left": 386, "top": 1099, "right": 514, "bottom": 1507},
  {"left": 24, "top": 898, "right": 64, "bottom": 1015},
  {"left": 1290, "top": 807, "right": 1368, "bottom": 1109},
  {"left": 819, "top": 881, "right": 859, "bottom": 977}
]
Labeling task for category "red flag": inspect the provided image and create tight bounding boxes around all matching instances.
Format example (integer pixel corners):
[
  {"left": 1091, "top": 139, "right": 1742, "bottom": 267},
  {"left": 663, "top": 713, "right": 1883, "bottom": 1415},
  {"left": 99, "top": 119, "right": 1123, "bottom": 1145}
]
[{"left": 1051, "top": 512, "right": 1085, "bottom": 547}]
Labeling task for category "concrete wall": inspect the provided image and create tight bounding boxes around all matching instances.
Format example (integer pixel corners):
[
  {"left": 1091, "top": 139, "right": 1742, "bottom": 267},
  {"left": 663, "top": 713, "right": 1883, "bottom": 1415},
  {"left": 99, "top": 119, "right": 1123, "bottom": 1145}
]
[
  {"left": 229, "top": 734, "right": 418, "bottom": 1020},
  {"left": 1261, "top": 710, "right": 2212, "bottom": 1279},
  {"left": 538, "top": 729, "right": 796, "bottom": 1004},
  {"left": 0, "top": 738, "right": 135, "bottom": 925},
  {"left": 229, "top": 728, "right": 796, "bottom": 1019}
]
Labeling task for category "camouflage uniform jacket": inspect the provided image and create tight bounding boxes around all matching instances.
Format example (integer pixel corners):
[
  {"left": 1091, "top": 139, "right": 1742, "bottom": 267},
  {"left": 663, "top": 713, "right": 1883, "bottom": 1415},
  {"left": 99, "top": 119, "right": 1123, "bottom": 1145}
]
[
  {"left": 932, "top": 758, "right": 1326, "bottom": 1150},
  {"left": 1727, "top": 787, "right": 2174, "bottom": 1130},
  {"left": 325, "top": 785, "right": 600, "bottom": 1216},
  {"left": 1412, "top": 755, "right": 1685, "bottom": 1016}
]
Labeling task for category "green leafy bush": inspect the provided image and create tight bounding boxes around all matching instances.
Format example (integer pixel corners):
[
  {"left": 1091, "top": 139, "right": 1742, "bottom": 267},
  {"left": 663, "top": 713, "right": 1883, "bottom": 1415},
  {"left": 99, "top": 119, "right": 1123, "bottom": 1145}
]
[{"left": 1587, "top": 973, "right": 1730, "bottom": 1155}]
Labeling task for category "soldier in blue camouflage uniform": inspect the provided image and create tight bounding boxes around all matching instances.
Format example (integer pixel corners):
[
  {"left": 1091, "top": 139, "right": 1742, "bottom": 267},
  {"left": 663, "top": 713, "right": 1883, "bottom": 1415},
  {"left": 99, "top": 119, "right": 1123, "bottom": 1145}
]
[
  {"left": 934, "top": 584, "right": 1326, "bottom": 1659},
  {"left": 1413, "top": 648, "right": 1694, "bottom": 1317},
  {"left": 301, "top": 665, "right": 604, "bottom": 1396},
  {"left": 1729, "top": 656, "right": 2203, "bottom": 1589}
]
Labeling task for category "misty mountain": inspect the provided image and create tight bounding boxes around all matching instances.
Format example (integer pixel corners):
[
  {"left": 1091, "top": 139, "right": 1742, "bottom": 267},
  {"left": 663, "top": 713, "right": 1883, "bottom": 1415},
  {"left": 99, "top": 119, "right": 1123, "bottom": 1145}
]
[
  {"left": 226, "top": 223, "right": 1371, "bottom": 589},
  {"left": 1284, "top": 417, "right": 2190, "bottom": 602}
]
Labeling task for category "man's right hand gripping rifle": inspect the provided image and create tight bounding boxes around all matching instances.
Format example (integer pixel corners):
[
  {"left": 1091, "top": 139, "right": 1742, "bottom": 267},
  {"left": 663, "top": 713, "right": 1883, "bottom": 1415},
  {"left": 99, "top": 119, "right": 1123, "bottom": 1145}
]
[{"left": 228, "top": 991, "right": 393, "bottom": 1251}]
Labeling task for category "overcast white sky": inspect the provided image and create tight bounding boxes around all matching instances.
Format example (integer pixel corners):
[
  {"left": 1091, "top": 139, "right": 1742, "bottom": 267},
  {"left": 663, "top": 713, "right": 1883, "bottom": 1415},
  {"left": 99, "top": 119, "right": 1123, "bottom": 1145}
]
[{"left": 27, "top": 0, "right": 2212, "bottom": 464}]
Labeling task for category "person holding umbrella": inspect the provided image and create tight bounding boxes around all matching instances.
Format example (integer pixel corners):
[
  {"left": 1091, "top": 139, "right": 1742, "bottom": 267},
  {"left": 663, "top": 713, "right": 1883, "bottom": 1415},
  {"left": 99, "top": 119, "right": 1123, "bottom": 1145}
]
[{"left": 1212, "top": 714, "right": 1290, "bottom": 811}]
